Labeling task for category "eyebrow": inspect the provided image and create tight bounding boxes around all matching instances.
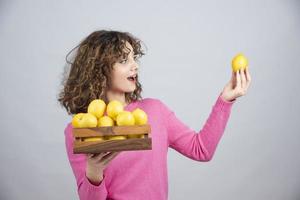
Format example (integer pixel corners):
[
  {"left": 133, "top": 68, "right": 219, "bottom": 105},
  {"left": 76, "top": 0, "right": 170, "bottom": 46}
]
[{"left": 122, "top": 47, "right": 136, "bottom": 58}]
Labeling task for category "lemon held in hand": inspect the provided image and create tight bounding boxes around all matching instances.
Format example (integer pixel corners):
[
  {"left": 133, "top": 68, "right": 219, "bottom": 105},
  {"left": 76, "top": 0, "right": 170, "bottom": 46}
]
[
  {"left": 232, "top": 53, "right": 248, "bottom": 72},
  {"left": 87, "top": 99, "right": 106, "bottom": 118},
  {"left": 106, "top": 100, "right": 124, "bottom": 120}
]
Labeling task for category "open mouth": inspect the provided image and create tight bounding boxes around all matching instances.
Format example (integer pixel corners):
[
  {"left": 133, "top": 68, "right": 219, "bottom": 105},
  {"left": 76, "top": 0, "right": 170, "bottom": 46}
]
[{"left": 127, "top": 75, "right": 137, "bottom": 83}]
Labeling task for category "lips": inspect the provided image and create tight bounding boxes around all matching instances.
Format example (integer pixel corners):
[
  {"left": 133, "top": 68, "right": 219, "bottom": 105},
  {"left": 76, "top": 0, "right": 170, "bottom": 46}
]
[
  {"left": 127, "top": 76, "right": 136, "bottom": 82},
  {"left": 127, "top": 74, "right": 137, "bottom": 82}
]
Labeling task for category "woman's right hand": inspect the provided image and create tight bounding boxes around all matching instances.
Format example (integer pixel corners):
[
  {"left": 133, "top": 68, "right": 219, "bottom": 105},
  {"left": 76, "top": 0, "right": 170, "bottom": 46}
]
[{"left": 86, "top": 152, "right": 120, "bottom": 185}]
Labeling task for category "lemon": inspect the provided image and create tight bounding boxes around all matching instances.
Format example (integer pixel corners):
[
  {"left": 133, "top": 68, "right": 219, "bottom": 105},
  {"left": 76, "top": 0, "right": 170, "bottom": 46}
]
[
  {"left": 132, "top": 108, "right": 148, "bottom": 125},
  {"left": 72, "top": 113, "right": 85, "bottom": 128},
  {"left": 72, "top": 113, "right": 98, "bottom": 128},
  {"left": 82, "top": 113, "right": 98, "bottom": 128},
  {"left": 87, "top": 99, "right": 106, "bottom": 118},
  {"left": 140, "top": 134, "right": 145, "bottom": 139},
  {"left": 232, "top": 53, "right": 248, "bottom": 72},
  {"left": 106, "top": 100, "right": 124, "bottom": 120},
  {"left": 127, "top": 134, "right": 139, "bottom": 139},
  {"left": 106, "top": 135, "right": 127, "bottom": 140},
  {"left": 84, "top": 137, "right": 105, "bottom": 142},
  {"left": 116, "top": 111, "right": 135, "bottom": 126},
  {"left": 98, "top": 116, "right": 114, "bottom": 127},
  {"left": 127, "top": 134, "right": 146, "bottom": 139}
]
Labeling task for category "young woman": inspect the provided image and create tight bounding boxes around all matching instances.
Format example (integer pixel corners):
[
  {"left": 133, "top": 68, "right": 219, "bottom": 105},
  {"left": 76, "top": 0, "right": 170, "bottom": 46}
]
[{"left": 58, "top": 30, "right": 251, "bottom": 200}]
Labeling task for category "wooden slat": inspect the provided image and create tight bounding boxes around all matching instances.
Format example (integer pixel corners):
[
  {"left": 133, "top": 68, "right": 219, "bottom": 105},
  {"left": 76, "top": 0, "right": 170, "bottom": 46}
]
[
  {"left": 73, "top": 138, "right": 152, "bottom": 154},
  {"left": 72, "top": 124, "right": 151, "bottom": 138}
]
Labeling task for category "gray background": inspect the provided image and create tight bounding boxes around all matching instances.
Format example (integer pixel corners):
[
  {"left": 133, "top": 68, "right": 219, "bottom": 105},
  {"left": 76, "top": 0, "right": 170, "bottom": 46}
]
[{"left": 1, "top": 0, "right": 300, "bottom": 199}]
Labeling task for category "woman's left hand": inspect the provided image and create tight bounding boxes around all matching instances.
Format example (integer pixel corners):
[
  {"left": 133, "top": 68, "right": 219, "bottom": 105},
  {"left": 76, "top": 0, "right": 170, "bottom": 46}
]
[{"left": 221, "top": 67, "right": 252, "bottom": 102}]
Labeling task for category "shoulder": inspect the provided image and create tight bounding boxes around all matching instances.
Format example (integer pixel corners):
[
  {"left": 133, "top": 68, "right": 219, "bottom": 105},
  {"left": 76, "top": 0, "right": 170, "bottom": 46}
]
[
  {"left": 138, "top": 97, "right": 165, "bottom": 107},
  {"left": 140, "top": 97, "right": 160, "bottom": 104},
  {"left": 138, "top": 97, "right": 171, "bottom": 112},
  {"left": 64, "top": 122, "right": 73, "bottom": 138}
]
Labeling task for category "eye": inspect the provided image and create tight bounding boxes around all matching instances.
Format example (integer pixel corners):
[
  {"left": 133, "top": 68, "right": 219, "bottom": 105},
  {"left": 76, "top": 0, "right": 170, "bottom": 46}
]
[{"left": 120, "top": 58, "right": 127, "bottom": 64}]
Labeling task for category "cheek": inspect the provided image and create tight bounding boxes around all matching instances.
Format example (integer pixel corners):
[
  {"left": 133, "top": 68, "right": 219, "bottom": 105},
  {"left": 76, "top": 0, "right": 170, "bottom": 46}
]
[{"left": 111, "top": 68, "right": 128, "bottom": 86}]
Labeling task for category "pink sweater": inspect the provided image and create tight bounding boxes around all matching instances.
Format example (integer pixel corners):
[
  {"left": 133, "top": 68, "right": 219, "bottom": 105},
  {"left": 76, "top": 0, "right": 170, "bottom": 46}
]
[{"left": 64, "top": 93, "right": 236, "bottom": 200}]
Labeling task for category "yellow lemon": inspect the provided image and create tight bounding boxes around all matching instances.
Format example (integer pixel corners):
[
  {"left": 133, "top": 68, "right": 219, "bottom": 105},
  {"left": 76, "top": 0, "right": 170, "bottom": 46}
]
[
  {"left": 232, "top": 53, "right": 248, "bottom": 72},
  {"left": 87, "top": 99, "right": 106, "bottom": 118},
  {"left": 139, "top": 134, "right": 145, "bottom": 139},
  {"left": 106, "top": 100, "right": 124, "bottom": 120},
  {"left": 116, "top": 111, "right": 135, "bottom": 126},
  {"left": 127, "top": 134, "right": 139, "bottom": 139},
  {"left": 72, "top": 113, "right": 85, "bottom": 128},
  {"left": 98, "top": 116, "right": 114, "bottom": 127},
  {"left": 106, "top": 135, "right": 127, "bottom": 140},
  {"left": 127, "top": 134, "right": 145, "bottom": 139},
  {"left": 72, "top": 113, "right": 98, "bottom": 128},
  {"left": 132, "top": 108, "right": 148, "bottom": 125},
  {"left": 84, "top": 137, "right": 105, "bottom": 142}
]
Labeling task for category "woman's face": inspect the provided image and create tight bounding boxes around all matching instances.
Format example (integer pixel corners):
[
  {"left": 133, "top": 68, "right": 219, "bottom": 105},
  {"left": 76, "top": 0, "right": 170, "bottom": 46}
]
[{"left": 110, "top": 41, "right": 139, "bottom": 93}]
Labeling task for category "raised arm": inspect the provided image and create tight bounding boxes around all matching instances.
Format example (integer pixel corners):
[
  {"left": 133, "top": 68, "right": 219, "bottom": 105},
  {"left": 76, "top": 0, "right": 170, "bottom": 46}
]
[{"left": 161, "top": 93, "right": 235, "bottom": 161}]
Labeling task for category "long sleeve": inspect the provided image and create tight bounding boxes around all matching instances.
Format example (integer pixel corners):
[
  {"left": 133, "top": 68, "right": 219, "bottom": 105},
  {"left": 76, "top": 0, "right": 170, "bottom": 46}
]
[
  {"left": 64, "top": 124, "right": 108, "bottom": 200},
  {"left": 160, "top": 93, "right": 236, "bottom": 161}
]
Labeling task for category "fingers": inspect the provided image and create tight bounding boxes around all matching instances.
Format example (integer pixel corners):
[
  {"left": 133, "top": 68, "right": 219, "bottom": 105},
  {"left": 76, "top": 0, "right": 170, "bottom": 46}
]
[
  {"left": 102, "top": 152, "right": 120, "bottom": 165},
  {"left": 245, "top": 67, "right": 252, "bottom": 82},
  {"left": 87, "top": 152, "right": 120, "bottom": 165},
  {"left": 240, "top": 68, "right": 246, "bottom": 89},
  {"left": 88, "top": 152, "right": 110, "bottom": 161},
  {"left": 231, "top": 71, "right": 236, "bottom": 88},
  {"left": 234, "top": 67, "right": 251, "bottom": 96},
  {"left": 236, "top": 69, "right": 241, "bottom": 89},
  {"left": 231, "top": 71, "right": 235, "bottom": 81}
]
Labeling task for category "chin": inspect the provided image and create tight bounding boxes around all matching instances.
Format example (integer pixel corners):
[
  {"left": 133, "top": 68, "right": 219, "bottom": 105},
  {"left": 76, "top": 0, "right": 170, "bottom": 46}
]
[
  {"left": 122, "top": 86, "right": 136, "bottom": 93},
  {"left": 127, "top": 88, "right": 136, "bottom": 93}
]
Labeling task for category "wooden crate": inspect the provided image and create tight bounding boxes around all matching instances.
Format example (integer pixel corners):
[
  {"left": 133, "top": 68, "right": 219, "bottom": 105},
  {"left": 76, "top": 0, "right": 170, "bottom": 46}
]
[{"left": 72, "top": 124, "right": 152, "bottom": 154}]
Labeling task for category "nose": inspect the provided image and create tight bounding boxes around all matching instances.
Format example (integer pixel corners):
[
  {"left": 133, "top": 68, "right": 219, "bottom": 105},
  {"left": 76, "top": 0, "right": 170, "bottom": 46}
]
[{"left": 131, "top": 60, "right": 139, "bottom": 71}]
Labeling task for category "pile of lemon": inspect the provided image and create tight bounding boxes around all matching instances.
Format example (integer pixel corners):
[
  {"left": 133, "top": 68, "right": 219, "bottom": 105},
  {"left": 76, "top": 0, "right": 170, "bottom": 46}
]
[{"left": 72, "top": 99, "right": 148, "bottom": 141}]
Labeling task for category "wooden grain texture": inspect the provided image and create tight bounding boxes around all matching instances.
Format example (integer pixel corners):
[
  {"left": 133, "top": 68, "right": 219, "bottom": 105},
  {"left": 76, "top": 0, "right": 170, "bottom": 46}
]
[
  {"left": 72, "top": 124, "right": 151, "bottom": 138},
  {"left": 72, "top": 124, "right": 152, "bottom": 154},
  {"left": 73, "top": 138, "right": 152, "bottom": 153}
]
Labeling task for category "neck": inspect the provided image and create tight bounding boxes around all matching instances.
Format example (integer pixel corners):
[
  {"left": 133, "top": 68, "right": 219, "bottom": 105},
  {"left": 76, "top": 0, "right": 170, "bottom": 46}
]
[{"left": 106, "top": 89, "right": 128, "bottom": 107}]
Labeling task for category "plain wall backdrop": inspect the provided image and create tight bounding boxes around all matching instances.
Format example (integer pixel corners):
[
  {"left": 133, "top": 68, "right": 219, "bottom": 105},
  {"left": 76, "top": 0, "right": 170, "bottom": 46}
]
[{"left": 1, "top": 0, "right": 300, "bottom": 199}]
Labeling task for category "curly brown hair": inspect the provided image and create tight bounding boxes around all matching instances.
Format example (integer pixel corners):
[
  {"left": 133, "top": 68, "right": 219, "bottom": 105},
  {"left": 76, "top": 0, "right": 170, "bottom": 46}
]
[{"left": 57, "top": 30, "right": 146, "bottom": 115}]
